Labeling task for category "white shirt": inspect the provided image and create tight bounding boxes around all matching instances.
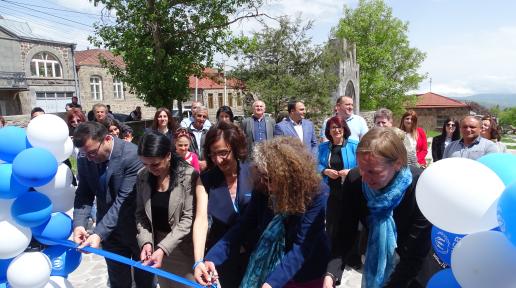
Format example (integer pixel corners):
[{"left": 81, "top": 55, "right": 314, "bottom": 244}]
[
  {"left": 320, "top": 114, "right": 369, "bottom": 141},
  {"left": 181, "top": 116, "right": 212, "bottom": 130},
  {"left": 290, "top": 118, "right": 304, "bottom": 142}
]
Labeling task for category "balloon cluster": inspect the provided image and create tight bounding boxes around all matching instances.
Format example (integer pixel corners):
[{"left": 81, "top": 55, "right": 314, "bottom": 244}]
[
  {"left": 0, "top": 115, "right": 81, "bottom": 288},
  {"left": 416, "top": 154, "right": 516, "bottom": 288}
]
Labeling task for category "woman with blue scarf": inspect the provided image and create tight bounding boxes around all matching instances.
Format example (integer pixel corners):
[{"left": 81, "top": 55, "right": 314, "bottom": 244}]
[
  {"left": 195, "top": 137, "right": 330, "bottom": 288},
  {"left": 324, "top": 128, "right": 431, "bottom": 288}
]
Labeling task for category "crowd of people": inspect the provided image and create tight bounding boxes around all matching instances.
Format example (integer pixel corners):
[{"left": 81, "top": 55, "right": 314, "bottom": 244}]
[{"left": 1, "top": 95, "right": 510, "bottom": 288}]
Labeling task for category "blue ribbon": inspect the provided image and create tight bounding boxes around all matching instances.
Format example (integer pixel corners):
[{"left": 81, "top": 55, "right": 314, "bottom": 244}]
[{"left": 40, "top": 238, "right": 211, "bottom": 288}]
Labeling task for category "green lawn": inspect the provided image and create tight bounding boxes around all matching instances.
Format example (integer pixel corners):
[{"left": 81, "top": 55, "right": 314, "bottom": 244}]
[
  {"left": 426, "top": 130, "right": 440, "bottom": 138},
  {"left": 69, "top": 156, "right": 77, "bottom": 175},
  {"left": 507, "top": 145, "right": 516, "bottom": 150},
  {"left": 502, "top": 136, "right": 516, "bottom": 143}
]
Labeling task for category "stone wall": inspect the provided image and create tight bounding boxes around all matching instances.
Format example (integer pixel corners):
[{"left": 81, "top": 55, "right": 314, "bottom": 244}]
[
  {"left": 410, "top": 107, "right": 470, "bottom": 132},
  {"left": 77, "top": 65, "right": 155, "bottom": 119}
]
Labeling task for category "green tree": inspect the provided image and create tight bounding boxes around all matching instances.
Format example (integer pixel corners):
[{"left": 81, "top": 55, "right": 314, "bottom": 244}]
[
  {"left": 89, "top": 0, "right": 263, "bottom": 108},
  {"left": 335, "top": 0, "right": 426, "bottom": 113},
  {"left": 230, "top": 17, "right": 340, "bottom": 119},
  {"left": 499, "top": 107, "right": 516, "bottom": 126}
]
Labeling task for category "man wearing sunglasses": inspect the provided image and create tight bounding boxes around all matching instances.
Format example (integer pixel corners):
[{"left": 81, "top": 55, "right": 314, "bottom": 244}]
[{"left": 72, "top": 122, "right": 155, "bottom": 287}]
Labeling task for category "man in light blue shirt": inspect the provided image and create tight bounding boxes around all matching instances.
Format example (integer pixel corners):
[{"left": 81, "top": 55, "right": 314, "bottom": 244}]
[
  {"left": 443, "top": 116, "right": 497, "bottom": 160},
  {"left": 320, "top": 96, "right": 368, "bottom": 142},
  {"left": 180, "top": 100, "right": 212, "bottom": 129}
]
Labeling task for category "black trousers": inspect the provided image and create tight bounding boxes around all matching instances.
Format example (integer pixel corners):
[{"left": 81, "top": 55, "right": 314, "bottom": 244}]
[{"left": 102, "top": 237, "right": 156, "bottom": 288}]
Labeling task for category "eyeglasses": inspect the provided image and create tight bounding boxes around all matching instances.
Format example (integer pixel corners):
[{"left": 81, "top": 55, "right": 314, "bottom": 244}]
[
  {"left": 446, "top": 123, "right": 456, "bottom": 127},
  {"left": 84, "top": 140, "right": 104, "bottom": 158},
  {"left": 209, "top": 149, "right": 232, "bottom": 160},
  {"left": 330, "top": 126, "right": 343, "bottom": 131}
]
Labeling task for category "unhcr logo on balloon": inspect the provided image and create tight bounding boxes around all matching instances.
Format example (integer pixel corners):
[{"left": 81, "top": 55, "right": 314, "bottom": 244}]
[
  {"left": 52, "top": 257, "right": 64, "bottom": 270},
  {"left": 434, "top": 231, "right": 450, "bottom": 254}
]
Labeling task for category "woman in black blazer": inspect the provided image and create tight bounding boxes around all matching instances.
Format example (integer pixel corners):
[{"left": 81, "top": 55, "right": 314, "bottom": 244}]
[
  {"left": 325, "top": 128, "right": 431, "bottom": 288},
  {"left": 431, "top": 118, "right": 460, "bottom": 162}
]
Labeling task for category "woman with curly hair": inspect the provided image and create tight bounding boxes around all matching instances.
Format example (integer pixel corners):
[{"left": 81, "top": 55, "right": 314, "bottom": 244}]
[
  {"left": 192, "top": 121, "right": 254, "bottom": 288},
  {"left": 196, "top": 137, "right": 330, "bottom": 288}
]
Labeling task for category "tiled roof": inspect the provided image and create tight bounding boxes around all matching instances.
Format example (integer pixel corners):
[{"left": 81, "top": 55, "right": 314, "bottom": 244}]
[
  {"left": 413, "top": 92, "right": 469, "bottom": 108},
  {"left": 75, "top": 49, "right": 126, "bottom": 68},
  {"left": 188, "top": 68, "right": 244, "bottom": 89}
]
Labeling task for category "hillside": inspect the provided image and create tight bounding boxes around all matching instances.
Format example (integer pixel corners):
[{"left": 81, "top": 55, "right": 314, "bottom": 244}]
[{"left": 453, "top": 94, "right": 516, "bottom": 108}]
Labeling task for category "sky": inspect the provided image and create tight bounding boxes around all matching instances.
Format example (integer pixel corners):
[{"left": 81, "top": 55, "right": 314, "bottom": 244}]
[{"left": 1, "top": 0, "right": 515, "bottom": 97}]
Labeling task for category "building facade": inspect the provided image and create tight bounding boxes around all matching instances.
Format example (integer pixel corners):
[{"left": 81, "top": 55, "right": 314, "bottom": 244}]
[
  {"left": 185, "top": 68, "right": 245, "bottom": 121},
  {"left": 0, "top": 17, "right": 77, "bottom": 116},
  {"left": 330, "top": 38, "right": 361, "bottom": 113},
  {"left": 75, "top": 49, "right": 155, "bottom": 119}
]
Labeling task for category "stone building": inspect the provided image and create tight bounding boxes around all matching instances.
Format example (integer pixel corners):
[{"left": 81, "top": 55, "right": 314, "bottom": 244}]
[
  {"left": 0, "top": 17, "right": 77, "bottom": 116},
  {"left": 407, "top": 92, "right": 471, "bottom": 132},
  {"left": 184, "top": 68, "right": 245, "bottom": 121},
  {"left": 330, "top": 38, "right": 361, "bottom": 113},
  {"left": 75, "top": 49, "right": 155, "bottom": 119}
]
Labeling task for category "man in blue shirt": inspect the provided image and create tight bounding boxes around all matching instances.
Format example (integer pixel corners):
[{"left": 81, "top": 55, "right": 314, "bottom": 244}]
[
  {"left": 320, "top": 96, "right": 368, "bottom": 142},
  {"left": 240, "top": 100, "right": 275, "bottom": 159},
  {"left": 443, "top": 116, "right": 497, "bottom": 160}
]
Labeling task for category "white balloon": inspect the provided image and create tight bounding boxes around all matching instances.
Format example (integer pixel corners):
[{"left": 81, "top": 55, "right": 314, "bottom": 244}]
[
  {"left": 416, "top": 158, "right": 505, "bottom": 234},
  {"left": 7, "top": 252, "right": 51, "bottom": 288},
  {"left": 0, "top": 220, "right": 31, "bottom": 259},
  {"left": 451, "top": 231, "right": 516, "bottom": 288},
  {"left": 41, "top": 185, "right": 76, "bottom": 213},
  {"left": 44, "top": 276, "right": 73, "bottom": 288},
  {"left": 27, "top": 114, "right": 69, "bottom": 144},
  {"left": 0, "top": 199, "right": 13, "bottom": 221},
  {"left": 35, "top": 164, "right": 73, "bottom": 194},
  {"left": 44, "top": 137, "right": 74, "bottom": 163}
]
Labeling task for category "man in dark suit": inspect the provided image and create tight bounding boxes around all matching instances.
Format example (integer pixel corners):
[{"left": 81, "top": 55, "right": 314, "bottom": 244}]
[
  {"left": 274, "top": 100, "right": 318, "bottom": 156},
  {"left": 240, "top": 100, "right": 275, "bottom": 158},
  {"left": 72, "top": 122, "right": 154, "bottom": 288}
]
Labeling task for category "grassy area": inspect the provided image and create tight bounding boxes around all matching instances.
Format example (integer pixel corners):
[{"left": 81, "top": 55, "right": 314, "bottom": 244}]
[
  {"left": 507, "top": 145, "right": 516, "bottom": 150},
  {"left": 426, "top": 130, "right": 440, "bottom": 138},
  {"left": 502, "top": 136, "right": 516, "bottom": 143},
  {"left": 69, "top": 156, "right": 77, "bottom": 175}
]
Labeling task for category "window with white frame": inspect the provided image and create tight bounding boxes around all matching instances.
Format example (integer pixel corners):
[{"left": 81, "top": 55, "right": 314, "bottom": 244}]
[
  {"left": 90, "top": 76, "right": 103, "bottom": 100},
  {"left": 113, "top": 78, "right": 124, "bottom": 99},
  {"left": 30, "top": 52, "right": 63, "bottom": 78}
]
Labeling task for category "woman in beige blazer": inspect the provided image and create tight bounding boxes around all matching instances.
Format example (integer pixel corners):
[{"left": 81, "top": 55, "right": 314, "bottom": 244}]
[{"left": 136, "top": 131, "right": 199, "bottom": 288}]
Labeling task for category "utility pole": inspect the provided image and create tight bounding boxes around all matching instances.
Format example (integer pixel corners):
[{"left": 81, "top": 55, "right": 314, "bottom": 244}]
[{"left": 429, "top": 77, "right": 432, "bottom": 92}]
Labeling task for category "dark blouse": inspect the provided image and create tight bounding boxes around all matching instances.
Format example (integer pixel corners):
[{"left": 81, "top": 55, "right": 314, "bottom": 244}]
[
  {"left": 328, "top": 144, "right": 344, "bottom": 189},
  {"left": 151, "top": 188, "right": 172, "bottom": 234}
]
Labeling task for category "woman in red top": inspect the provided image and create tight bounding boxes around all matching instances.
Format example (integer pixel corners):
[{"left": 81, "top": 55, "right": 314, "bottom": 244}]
[
  {"left": 174, "top": 128, "right": 200, "bottom": 172},
  {"left": 400, "top": 110, "right": 428, "bottom": 168}
]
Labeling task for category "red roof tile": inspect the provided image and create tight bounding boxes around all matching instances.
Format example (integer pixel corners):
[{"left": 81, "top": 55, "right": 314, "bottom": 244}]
[
  {"left": 188, "top": 68, "right": 244, "bottom": 89},
  {"left": 75, "top": 49, "right": 125, "bottom": 68},
  {"left": 412, "top": 92, "right": 469, "bottom": 108}
]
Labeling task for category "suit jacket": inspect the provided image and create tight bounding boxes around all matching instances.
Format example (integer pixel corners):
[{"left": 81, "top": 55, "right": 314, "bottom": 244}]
[
  {"left": 73, "top": 137, "right": 143, "bottom": 243},
  {"left": 135, "top": 160, "right": 198, "bottom": 256},
  {"left": 326, "top": 166, "right": 431, "bottom": 287},
  {"left": 240, "top": 116, "right": 275, "bottom": 158},
  {"left": 273, "top": 117, "right": 318, "bottom": 156},
  {"left": 205, "top": 183, "right": 330, "bottom": 287}
]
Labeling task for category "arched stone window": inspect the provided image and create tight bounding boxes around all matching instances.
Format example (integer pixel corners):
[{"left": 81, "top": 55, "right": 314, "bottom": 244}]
[
  {"left": 30, "top": 52, "right": 62, "bottom": 78},
  {"left": 345, "top": 80, "right": 355, "bottom": 100}
]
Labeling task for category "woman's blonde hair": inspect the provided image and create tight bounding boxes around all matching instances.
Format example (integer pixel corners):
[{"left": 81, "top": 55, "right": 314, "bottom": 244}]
[
  {"left": 253, "top": 137, "right": 321, "bottom": 214},
  {"left": 357, "top": 127, "right": 407, "bottom": 166},
  {"left": 400, "top": 110, "right": 419, "bottom": 140}
]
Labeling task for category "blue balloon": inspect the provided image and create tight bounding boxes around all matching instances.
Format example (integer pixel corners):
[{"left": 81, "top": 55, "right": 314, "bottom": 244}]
[
  {"left": 0, "top": 258, "right": 12, "bottom": 283},
  {"left": 431, "top": 226, "right": 466, "bottom": 266},
  {"left": 478, "top": 153, "right": 516, "bottom": 186},
  {"left": 497, "top": 182, "right": 516, "bottom": 246},
  {"left": 11, "top": 192, "right": 52, "bottom": 227},
  {"left": 43, "top": 245, "right": 82, "bottom": 277},
  {"left": 32, "top": 212, "right": 72, "bottom": 245},
  {"left": 0, "top": 282, "right": 7, "bottom": 288},
  {"left": 12, "top": 148, "right": 57, "bottom": 187},
  {"left": 0, "top": 164, "right": 30, "bottom": 199},
  {"left": 0, "top": 126, "right": 30, "bottom": 163},
  {"left": 427, "top": 269, "right": 461, "bottom": 288}
]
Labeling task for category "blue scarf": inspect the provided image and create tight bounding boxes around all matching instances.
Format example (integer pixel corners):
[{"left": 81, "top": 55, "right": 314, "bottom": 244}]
[
  {"left": 362, "top": 167, "right": 412, "bottom": 288},
  {"left": 240, "top": 214, "right": 287, "bottom": 288}
]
